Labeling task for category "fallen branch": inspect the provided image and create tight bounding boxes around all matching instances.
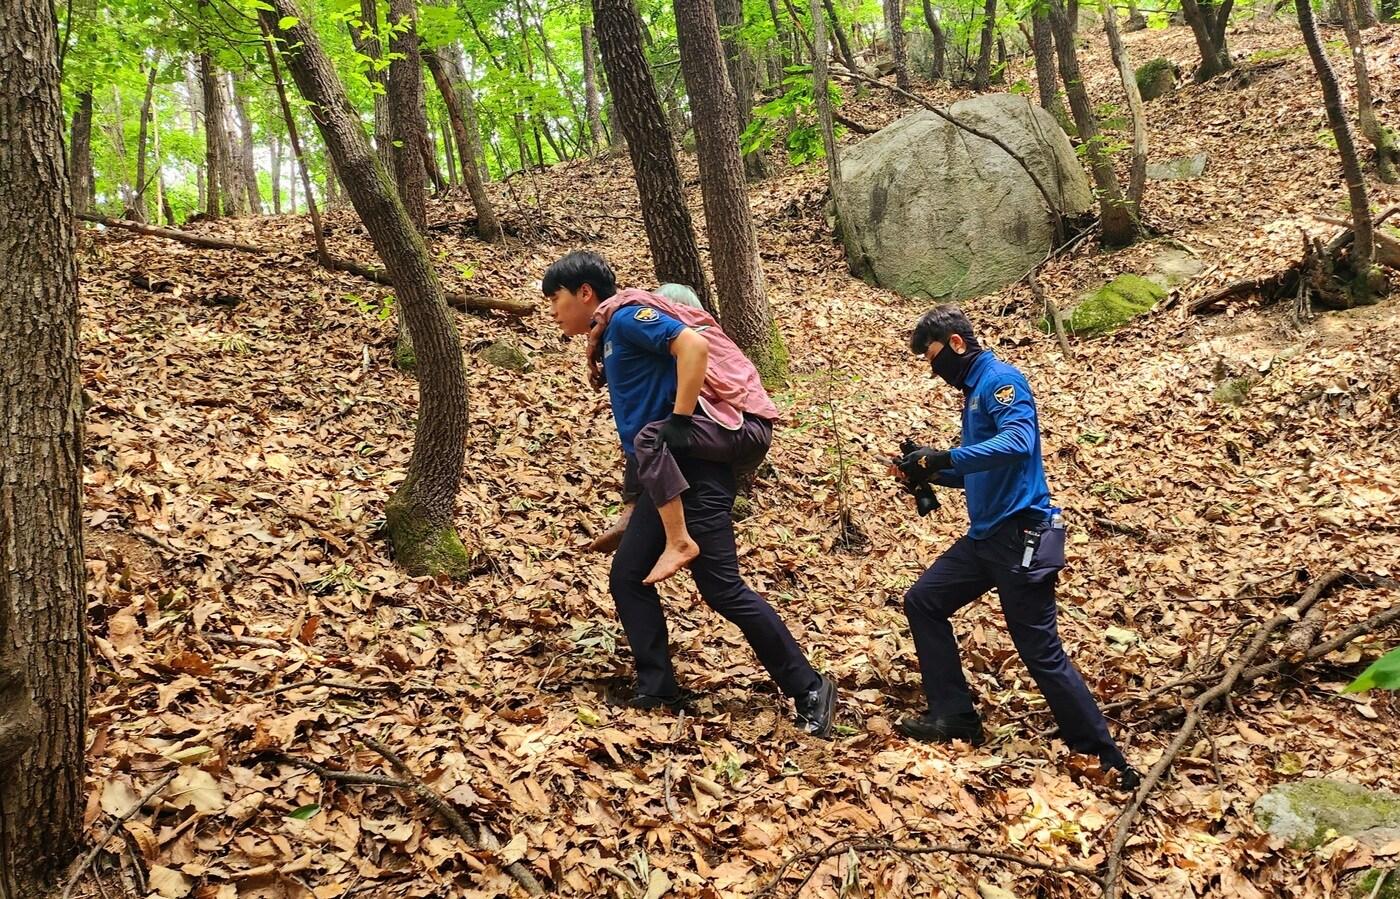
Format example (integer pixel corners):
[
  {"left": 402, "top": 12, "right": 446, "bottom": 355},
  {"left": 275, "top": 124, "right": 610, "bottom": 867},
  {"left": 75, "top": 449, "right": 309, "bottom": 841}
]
[
  {"left": 832, "top": 108, "right": 879, "bottom": 135},
  {"left": 1102, "top": 570, "right": 1349, "bottom": 899},
  {"left": 827, "top": 67, "right": 1066, "bottom": 241},
  {"left": 273, "top": 739, "right": 545, "bottom": 896},
  {"left": 62, "top": 770, "right": 178, "bottom": 899},
  {"left": 759, "top": 836, "right": 1104, "bottom": 898},
  {"left": 77, "top": 213, "right": 534, "bottom": 316},
  {"left": 205, "top": 632, "right": 282, "bottom": 650},
  {"left": 1029, "top": 270, "right": 1074, "bottom": 359}
]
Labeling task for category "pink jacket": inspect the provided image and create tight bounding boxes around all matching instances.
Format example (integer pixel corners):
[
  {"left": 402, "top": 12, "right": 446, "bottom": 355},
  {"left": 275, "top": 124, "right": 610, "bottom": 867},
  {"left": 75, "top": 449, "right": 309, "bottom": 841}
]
[{"left": 589, "top": 288, "right": 780, "bottom": 429}]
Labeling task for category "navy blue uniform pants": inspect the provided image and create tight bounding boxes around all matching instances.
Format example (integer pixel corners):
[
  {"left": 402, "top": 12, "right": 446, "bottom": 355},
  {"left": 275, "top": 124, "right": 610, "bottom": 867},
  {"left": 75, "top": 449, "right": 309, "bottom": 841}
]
[
  {"left": 610, "top": 455, "right": 821, "bottom": 700},
  {"left": 903, "top": 517, "right": 1124, "bottom": 766}
]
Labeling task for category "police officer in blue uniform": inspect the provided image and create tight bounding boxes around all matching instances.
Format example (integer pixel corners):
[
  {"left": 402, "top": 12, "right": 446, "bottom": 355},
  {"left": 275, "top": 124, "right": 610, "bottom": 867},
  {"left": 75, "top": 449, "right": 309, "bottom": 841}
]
[{"left": 894, "top": 305, "right": 1139, "bottom": 789}]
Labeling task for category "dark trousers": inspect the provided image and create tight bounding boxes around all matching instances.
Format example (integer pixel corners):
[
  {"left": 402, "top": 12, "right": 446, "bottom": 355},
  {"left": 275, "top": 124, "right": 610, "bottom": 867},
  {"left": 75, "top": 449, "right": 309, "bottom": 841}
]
[
  {"left": 622, "top": 413, "right": 772, "bottom": 506},
  {"left": 610, "top": 455, "right": 820, "bottom": 700},
  {"left": 903, "top": 518, "right": 1125, "bottom": 766}
]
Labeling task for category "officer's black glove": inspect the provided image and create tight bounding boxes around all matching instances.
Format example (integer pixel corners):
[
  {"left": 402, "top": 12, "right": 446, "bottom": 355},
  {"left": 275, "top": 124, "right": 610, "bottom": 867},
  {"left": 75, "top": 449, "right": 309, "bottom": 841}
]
[
  {"left": 657, "top": 413, "right": 695, "bottom": 453},
  {"left": 897, "top": 447, "right": 953, "bottom": 482}
]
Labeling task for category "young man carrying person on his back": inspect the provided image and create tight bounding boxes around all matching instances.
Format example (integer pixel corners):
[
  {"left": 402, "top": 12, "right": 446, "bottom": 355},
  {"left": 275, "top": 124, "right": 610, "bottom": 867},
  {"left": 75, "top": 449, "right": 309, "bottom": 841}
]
[
  {"left": 892, "top": 304, "right": 1140, "bottom": 788},
  {"left": 544, "top": 251, "right": 836, "bottom": 735}
]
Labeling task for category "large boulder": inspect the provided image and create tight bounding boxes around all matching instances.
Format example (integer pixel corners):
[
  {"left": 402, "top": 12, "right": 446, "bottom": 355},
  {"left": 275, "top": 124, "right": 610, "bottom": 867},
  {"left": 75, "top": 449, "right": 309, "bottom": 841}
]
[
  {"left": 1254, "top": 778, "right": 1400, "bottom": 850},
  {"left": 836, "top": 94, "right": 1092, "bottom": 302}
]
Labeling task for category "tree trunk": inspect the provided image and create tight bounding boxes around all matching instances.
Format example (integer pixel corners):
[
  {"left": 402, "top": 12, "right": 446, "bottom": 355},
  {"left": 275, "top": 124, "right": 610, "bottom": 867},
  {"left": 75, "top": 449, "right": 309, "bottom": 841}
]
[
  {"left": 107, "top": 86, "right": 134, "bottom": 213},
  {"left": 1354, "top": 0, "right": 1380, "bottom": 26},
  {"left": 1338, "top": 0, "right": 1398, "bottom": 181},
  {"left": 766, "top": 0, "right": 792, "bottom": 71},
  {"left": 69, "top": 89, "right": 94, "bottom": 216},
  {"left": 183, "top": 58, "right": 205, "bottom": 214},
  {"left": 287, "top": 152, "right": 296, "bottom": 212},
  {"left": 355, "top": 0, "right": 395, "bottom": 177},
  {"left": 974, "top": 0, "right": 996, "bottom": 90},
  {"left": 131, "top": 64, "right": 158, "bottom": 221},
  {"left": 823, "top": 0, "right": 858, "bottom": 70},
  {"left": 219, "top": 74, "right": 250, "bottom": 214},
  {"left": 262, "top": 25, "right": 328, "bottom": 265},
  {"left": 1048, "top": 0, "right": 1137, "bottom": 246},
  {"left": 232, "top": 81, "right": 263, "bottom": 215},
  {"left": 386, "top": 0, "right": 428, "bottom": 234},
  {"left": 1179, "top": 0, "right": 1231, "bottom": 79},
  {"left": 423, "top": 46, "right": 502, "bottom": 240},
  {"left": 812, "top": 0, "right": 839, "bottom": 195},
  {"left": 582, "top": 23, "right": 608, "bottom": 151},
  {"left": 884, "top": 0, "right": 912, "bottom": 91},
  {"left": 262, "top": 1, "right": 474, "bottom": 577},
  {"left": 272, "top": 133, "right": 282, "bottom": 213},
  {"left": 450, "top": 49, "right": 492, "bottom": 183},
  {"left": 1125, "top": 0, "right": 1147, "bottom": 29},
  {"left": 1104, "top": 0, "right": 1147, "bottom": 213},
  {"left": 1298, "top": 0, "right": 1376, "bottom": 301},
  {"left": 0, "top": 0, "right": 85, "bottom": 893},
  {"left": 153, "top": 103, "right": 171, "bottom": 224},
  {"left": 199, "top": 48, "right": 226, "bottom": 217},
  {"left": 922, "top": 0, "right": 946, "bottom": 79},
  {"left": 716, "top": 0, "right": 769, "bottom": 180},
  {"left": 592, "top": 0, "right": 715, "bottom": 314},
  {"left": 674, "top": 0, "right": 787, "bottom": 382},
  {"left": 1031, "top": 7, "right": 1062, "bottom": 115},
  {"left": 439, "top": 108, "right": 457, "bottom": 185}
]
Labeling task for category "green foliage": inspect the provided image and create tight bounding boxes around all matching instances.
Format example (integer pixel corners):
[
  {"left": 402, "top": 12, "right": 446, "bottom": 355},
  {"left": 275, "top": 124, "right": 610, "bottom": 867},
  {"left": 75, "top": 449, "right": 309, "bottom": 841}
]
[
  {"left": 740, "top": 71, "right": 844, "bottom": 166},
  {"left": 1345, "top": 646, "right": 1400, "bottom": 693},
  {"left": 1248, "top": 45, "right": 1306, "bottom": 63}
]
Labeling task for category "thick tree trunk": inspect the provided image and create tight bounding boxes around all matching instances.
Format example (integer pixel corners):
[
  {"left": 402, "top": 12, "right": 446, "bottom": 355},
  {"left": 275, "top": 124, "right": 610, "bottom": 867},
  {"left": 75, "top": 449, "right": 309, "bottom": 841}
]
[
  {"left": 1338, "top": 0, "right": 1398, "bottom": 181},
  {"left": 262, "top": 0, "right": 474, "bottom": 577},
  {"left": 582, "top": 23, "right": 608, "bottom": 151},
  {"left": 199, "top": 49, "right": 225, "bottom": 217},
  {"left": 1031, "top": 7, "right": 1061, "bottom": 115},
  {"left": 1179, "top": 0, "right": 1231, "bottom": 80},
  {"left": 449, "top": 49, "right": 492, "bottom": 183},
  {"left": 1298, "top": 0, "right": 1376, "bottom": 300},
  {"left": 232, "top": 81, "right": 263, "bottom": 215},
  {"left": 922, "top": 0, "right": 946, "bottom": 79},
  {"left": 423, "top": 46, "right": 501, "bottom": 240},
  {"left": 1354, "top": 0, "right": 1380, "bottom": 27},
  {"left": 1048, "top": 0, "right": 1137, "bottom": 246},
  {"left": 974, "top": 0, "right": 996, "bottom": 90},
  {"left": 219, "top": 74, "right": 250, "bottom": 214},
  {"left": 884, "top": 0, "right": 912, "bottom": 91},
  {"left": 386, "top": 0, "right": 428, "bottom": 234},
  {"left": 716, "top": 0, "right": 768, "bottom": 180},
  {"left": 69, "top": 89, "right": 94, "bottom": 216},
  {"left": 674, "top": 0, "right": 787, "bottom": 382},
  {"left": 132, "top": 64, "right": 158, "bottom": 221},
  {"left": 823, "top": 0, "right": 858, "bottom": 70},
  {"left": 1104, "top": 1, "right": 1147, "bottom": 213},
  {"left": 0, "top": 0, "right": 86, "bottom": 892},
  {"left": 592, "top": 0, "right": 715, "bottom": 313}
]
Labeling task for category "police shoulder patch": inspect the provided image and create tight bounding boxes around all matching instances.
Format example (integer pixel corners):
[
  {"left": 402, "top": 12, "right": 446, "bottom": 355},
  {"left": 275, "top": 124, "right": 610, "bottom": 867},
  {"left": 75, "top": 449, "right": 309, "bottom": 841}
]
[
  {"left": 634, "top": 307, "right": 659, "bottom": 322},
  {"left": 994, "top": 384, "right": 1016, "bottom": 405}
]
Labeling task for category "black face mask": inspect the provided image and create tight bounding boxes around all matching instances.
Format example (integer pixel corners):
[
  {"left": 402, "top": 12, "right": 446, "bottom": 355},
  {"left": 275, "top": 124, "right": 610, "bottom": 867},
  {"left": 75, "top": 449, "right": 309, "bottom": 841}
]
[{"left": 930, "top": 344, "right": 981, "bottom": 390}]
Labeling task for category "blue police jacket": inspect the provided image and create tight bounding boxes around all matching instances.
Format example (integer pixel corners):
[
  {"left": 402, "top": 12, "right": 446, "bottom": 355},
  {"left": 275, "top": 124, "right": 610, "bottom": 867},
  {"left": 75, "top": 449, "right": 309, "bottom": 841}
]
[{"left": 933, "top": 351, "right": 1053, "bottom": 539}]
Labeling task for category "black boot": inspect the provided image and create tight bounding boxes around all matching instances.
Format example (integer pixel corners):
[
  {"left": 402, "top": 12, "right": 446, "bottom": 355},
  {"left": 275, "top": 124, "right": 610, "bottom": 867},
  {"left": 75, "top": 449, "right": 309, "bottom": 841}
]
[
  {"left": 896, "top": 711, "right": 985, "bottom": 746},
  {"left": 794, "top": 675, "right": 837, "bottom": 738}
]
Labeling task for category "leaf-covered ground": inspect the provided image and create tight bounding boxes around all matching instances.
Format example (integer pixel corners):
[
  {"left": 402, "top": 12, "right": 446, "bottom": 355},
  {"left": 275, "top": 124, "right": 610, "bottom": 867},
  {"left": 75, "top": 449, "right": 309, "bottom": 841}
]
[{"left": 79, "top": 20, "right": 1400, "bottom": 899}]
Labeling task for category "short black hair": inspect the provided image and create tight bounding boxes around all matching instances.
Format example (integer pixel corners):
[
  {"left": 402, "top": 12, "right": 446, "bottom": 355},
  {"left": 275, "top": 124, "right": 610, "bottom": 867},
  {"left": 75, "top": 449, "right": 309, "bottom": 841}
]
[
  {"left": 541, "top": 250, "right": 617, "bottom": 300},
  {"left": 910, "top": 304, "right": 979, "bottom": 355}
]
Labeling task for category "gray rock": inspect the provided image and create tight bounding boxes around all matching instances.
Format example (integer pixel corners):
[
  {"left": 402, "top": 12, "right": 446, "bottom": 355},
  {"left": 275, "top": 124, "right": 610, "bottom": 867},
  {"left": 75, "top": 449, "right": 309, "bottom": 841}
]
[
  {"left": 835, "top": 94, "right": 1092, "bottom": 302},
  {"left": 478, "top": 340, "right": 532, "bottom": 373},
  {"left": 1147, "top": 154, "right": 1208, "bottom": 180},
  {"left": 1135, "top": 57, "right": 1179, "bottom": 101},
  {"left": 1254, "top": 779, "right": 1400, "bottom": 850},
  {"left": 1145, "top": 245, "right": 1206, "bottom": 289}
]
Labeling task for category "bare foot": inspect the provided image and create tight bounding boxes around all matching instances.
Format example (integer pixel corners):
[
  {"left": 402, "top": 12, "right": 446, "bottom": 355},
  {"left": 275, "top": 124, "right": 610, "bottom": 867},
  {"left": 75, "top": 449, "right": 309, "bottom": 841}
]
[
  {"left": 587, "top": 518, "right": 629, "bottom": 553},
  {"left": 643, "top": 539, "right": 700, "bottom": 585}
]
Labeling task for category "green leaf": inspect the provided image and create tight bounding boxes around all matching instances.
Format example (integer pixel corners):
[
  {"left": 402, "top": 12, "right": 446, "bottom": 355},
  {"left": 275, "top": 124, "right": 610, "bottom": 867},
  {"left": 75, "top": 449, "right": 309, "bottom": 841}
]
[
  {"left": 1345, "top": 646, "right": 1400, "bottom": 693},
  {"left": 288, "top": 803, "right": 321, "bottom": 820},
  {"left": 277, "top": 15, "right": 299, "bottom": 29}
]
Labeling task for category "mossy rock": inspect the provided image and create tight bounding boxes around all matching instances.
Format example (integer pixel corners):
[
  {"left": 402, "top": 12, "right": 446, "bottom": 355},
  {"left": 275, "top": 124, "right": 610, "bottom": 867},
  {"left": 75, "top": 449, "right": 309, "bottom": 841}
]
[
  {"left": 1136, "top": 57, "right": 1178, "bottom": 101},
  {"left": 1354, "top": 869, "right": 1400, "bottom": 899},
  {"left": 1047, "top": 274, "right": 1164, "bottom": 338},
  {"left": 1254, "top": 779, "right": 1400, "bottom": 850},
  {"left": 478, "top": 340, "right": 532, "bottom": 373}
]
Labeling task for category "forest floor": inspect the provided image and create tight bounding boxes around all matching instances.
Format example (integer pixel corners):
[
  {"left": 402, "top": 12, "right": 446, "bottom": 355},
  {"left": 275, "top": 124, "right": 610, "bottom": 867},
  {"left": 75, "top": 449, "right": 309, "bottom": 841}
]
[{"left": 77, "top": 18, "right": 1400, "bottom": 899}]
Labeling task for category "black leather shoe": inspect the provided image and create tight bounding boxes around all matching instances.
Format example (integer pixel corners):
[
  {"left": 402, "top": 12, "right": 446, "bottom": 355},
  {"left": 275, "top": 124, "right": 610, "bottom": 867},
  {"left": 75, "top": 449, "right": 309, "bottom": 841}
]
[
  {"left": 794, "top": 675, "right": 837, "bottom": 738},
  {"left": 896, "top": 711, "right": 985, "bottom": 746},
  {"left": 1113, "top": 765, "right": 1142, "bottom": 792},
  {"left": 627, "top": 690, "right": 693, "bottom": 711}
]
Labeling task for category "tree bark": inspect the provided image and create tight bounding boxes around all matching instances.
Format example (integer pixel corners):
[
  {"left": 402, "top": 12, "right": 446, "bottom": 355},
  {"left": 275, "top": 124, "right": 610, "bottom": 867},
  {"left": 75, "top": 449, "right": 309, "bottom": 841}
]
[
  {"left": 272, "top": 133, "right": 282, "bottom": 213},
  {"left": 449, "top": 49, "right": 492, "bottom": 183},
  {"left": 183, "top": 58, "right": 205, "bottom": 214},
  {"left": 812, "top": 0, "right": 839, "bottom": 195},
  {"left": 262, "top": 25, "right": 329, "bottom": 265},
  {"left": 1298, "top": 0, "right": 1376, "bottom": 299},
  {"left": 884, "top": 0, "right": 912, "bottom": 91},
  {"left": 974, "top": 0, "right": 997, "bottom": 90},
  {"left": 69, "top": 89, "right": 94, "bottom": 216},
  {"left": 131, "top": 64, "right": 158, "bottom": 221},
  {"left": 1, "top": 0, "right": 85, "bottom": 892},
  {"left": 716, "top": 0, "right": 768, "bottom": 180},
  {"left": 1338, "top": 0, "right": 1398, "bottom": 182},
  {"left": 386, "top": 0, "right": 428, "bottom": 234},
  {"left": 922, "top": 0, "right": 946, "bottom": 79},
  {"left": 199, "top": 46, "right": 227, "bottom": 217},
  {"left": 823, "top": 0, "right": 858, "bottom": 70},
  {"left": 107, "top": 86, "right": 134, "bottom": 213},
  {"left": 592, "top": 0, "right": 715, "bottom": 314},
  {"left": 262, "top": 0, "right": 475, "bottom": 577},
  {"left": 582, "top": 23, "right": 608, "bottom": 151},
  {"left": 674, "top": 0, "right": 788, "bottom": 381},
  {"left": 1031, "top": 7, "right": 1061, "bottom": 116},
  {"left": 1048, "top": 0, "right": 1137, "bottom": 245},
  {"left": 1104, "top": 0, "right": 1147, "bottom": 213},
  {"left": 438, "top": 107, "right": 457, "bottom": 186},
  {"left": 354, "top": 0, "right": 395, "bottom": 177},
  {"left": 219, "top": 74, "right": 250, "bottom": 214},
  {"left": 1179, "top": 0, "right": 1232, "bottom": 80},
  {"left": 423, "top": 47, "right": 501, "bottom": 239},
  {"left": 232, "top": 79, "right": 263, "bottom": 215},
  {"left": 1354, "top": 0, "right": 1380, "bottom": 27}
]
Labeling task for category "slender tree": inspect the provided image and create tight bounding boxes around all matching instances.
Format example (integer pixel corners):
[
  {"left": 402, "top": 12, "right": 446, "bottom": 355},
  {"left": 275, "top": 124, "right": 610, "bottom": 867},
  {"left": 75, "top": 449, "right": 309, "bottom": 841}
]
[
  {"left": 716, "top": 0, "right": 768, "bottom": 180},
  {"left": 423, "top": 45, "right": 503, "bottom": 239},
  {"left": 70, "top": 90, "right": 95, "bottom": 216},
  {"left": 261, "top": 25, "right": 329, "bottom": 265},
  {"left": 974, "top": 0, "right": 997, "bottom": 90},
  {"left": 232, "top": 79, "right": 263, "bottom": 215},
  {"left": 674, "top": 0, "right": 788, "bottom": 381},
  {"left": 1, "top": 0, "right": 86, "bottom": 894},
  {"left": 823, "top": 0, "right": 858, "bottom": 70},
  {"left": 351, "top": 0, "right": 395, "bottom": 175},
  {"left": 386, "top": 0, "right": 428, "bottom": 232},
  {"left": 1337, "top": 0, "right": 1398, "bottom": 182},
  {"left": 922, "top": 0, "right": 947, "bottom": 79},
  {"left": 261, "top": 0, "right": 474, "bottom": 576},
  {"left": 132, "top": 63, "right": 158, "bottom": 221},
  {"left": 581, "top": 22, "right": 608, "bottom": 150},
  {"left": 1031, "top": 5, "right": 1061, "bottom": 115},
  {"left": 592, "top": 0, "right": 715, "bottom": 313},
  {"left": 884, "top": 0, "right": 911, "bottom": 91},
  {"left": 1104, "top": 0, "right": 1147, "bottom": 216}
]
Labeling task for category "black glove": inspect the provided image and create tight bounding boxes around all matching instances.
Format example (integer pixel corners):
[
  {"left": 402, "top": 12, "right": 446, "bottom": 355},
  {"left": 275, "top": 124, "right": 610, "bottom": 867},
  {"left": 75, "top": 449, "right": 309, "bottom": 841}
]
[
  {"left": 898, "top": 447, "right": 953, "bottom": 482},
  {"left": 657, "top": 413, "right": 694, "bottom": 453}
]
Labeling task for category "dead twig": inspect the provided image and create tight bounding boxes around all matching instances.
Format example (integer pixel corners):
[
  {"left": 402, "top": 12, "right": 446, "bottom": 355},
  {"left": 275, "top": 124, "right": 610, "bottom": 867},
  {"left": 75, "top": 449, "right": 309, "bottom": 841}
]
[
  {"left": 205, "top": 631, "right": 282, "bottom": 650},
  {"left": 758, "top": 836, "right": 1105, "bottom": 898},
  {"left": 1029, "top": 270, "right": 1074, "bottom": 359},
  {"left": 62, "top": 770, "right": 178, "bottom": 899}
]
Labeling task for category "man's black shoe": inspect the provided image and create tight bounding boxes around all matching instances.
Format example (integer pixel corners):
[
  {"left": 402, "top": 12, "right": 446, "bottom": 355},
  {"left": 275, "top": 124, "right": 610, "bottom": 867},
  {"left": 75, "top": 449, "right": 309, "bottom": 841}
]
[
  {"left": 1114, "top": 765, "right": 1142, "bottom": 792},
  {"left": 624, "top": 690, "right": 694, "bottom": 711},
  {"left": 794, "top": 675, "right": 837, "bottom": 738},
  {"left": 896, "top": 711, "right": 986, "bottom": 746}
]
